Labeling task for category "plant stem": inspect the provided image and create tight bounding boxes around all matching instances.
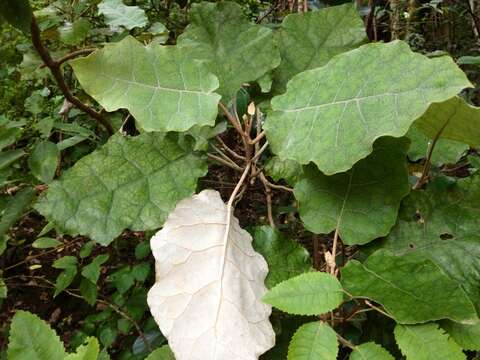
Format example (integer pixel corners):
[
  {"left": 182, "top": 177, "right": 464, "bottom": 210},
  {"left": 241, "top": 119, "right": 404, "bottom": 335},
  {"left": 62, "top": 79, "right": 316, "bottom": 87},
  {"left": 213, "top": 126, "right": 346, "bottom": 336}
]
[
  {"left": 336, "top": 333, "right": 355, "bottom": 349},
  {"left": 56, "top": 48, "right": 96, "bottom": 66},
  {"left": 259, "top": 172, "right": 275, "bottom": 228},
  {"left": 390, "top": 0, "right": 403, "bottom": 40},
  {"left": 249, "top": 130, "right": 266, "bottom": 145},
  {"left": 228, "top": 163, "right": 252, "bottom": 207},
  {"left": 30, "top": 17, "right": 114, "bottom": 135},
  {"left": 330, "top": 227, "right": 339, "bottom": 275},
  {"left": 466, "top": 0, "right": 480, "bottom": 42},
  {"left": 216, "top": 136, "right": 245, "bottom": 160},
  {"left": 207, "top": 154, "right": 243, "bottom": 172}
]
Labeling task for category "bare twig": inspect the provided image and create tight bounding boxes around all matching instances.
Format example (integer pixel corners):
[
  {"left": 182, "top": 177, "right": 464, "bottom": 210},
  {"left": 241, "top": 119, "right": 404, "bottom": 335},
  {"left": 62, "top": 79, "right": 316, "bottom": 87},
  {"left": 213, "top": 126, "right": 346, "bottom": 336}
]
[
  {"left": 365, "top": 300, "right": 394, "bottom": 319},
  {"left": 329, "top": 227, "right": 339, "bottom": 275},
  {"left": 336, "top": 333, "right": 355, "bottom": 349},
  {"left": 4, "top": 239, "right": 80, "bottom": 271},
  {"left": 219, "top": 102, "right": 244, "bottom": 139},
  {"left": 211, "top": 144, "right": 242, "bottom": 167},
  {"left": 41, "top": 49, "right": 96, "bottom": 69},
  {"left": 207, "top": 154, "right": 243, "bottom": 172},
  {"left": 248, "top": 130, "right": 266, "bottom": 145},
  {"left": 251, "top": 141, "right": 269, "bottom": 163},
  {"left": 30, "top": 17, "right": 114, "bottom": 135},
  {"left": 98, "top": 299, "right": 152, "bottom": 352},
  {"left": 259, "top": 173, "right": 275, "bottom": 228},
  {"left": 466, "top": 0, "right": 480, "bottom": 42},
  {"left": 256, "top": 3, "right": 278, "bottom": 23},
  {"left": 216, "top": 136, "right": 245, "bottom": 160},
  {"left": 56, "top": 48, "right": 96, "bottom": 66},
  {"left": 413, "top": 113, "right": 454, "bottom": 189},
  {"left": 261, "top": 176, "right": 293, "bottom": 193},
  {"left": 228, "top": 163, "right": 252, "bottom": 207}
]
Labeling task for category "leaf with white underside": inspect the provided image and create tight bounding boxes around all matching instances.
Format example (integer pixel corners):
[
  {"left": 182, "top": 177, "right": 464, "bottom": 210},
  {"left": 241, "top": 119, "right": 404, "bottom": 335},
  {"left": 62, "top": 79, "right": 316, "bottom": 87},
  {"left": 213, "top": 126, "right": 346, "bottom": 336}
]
[
  {"left": 442, "top": 321, "right": 480, "bottom": 350},
  {"left": 147, "top": 190, "right": 275, "bottom": 360},
  {"left": 177, "top": 1, "right": 280, "bottom": 99},
  {"left": 294, "top": 137, "right": 410, "bottom": 245},
  {"left": 98, "top": 0, "right": 147, "bottom": 30},
  {"left": 341, "top": 250, "right": 477, "bottom": 324},
  {"left": 273, "top": 4, "right": 366, "bottom": 93},
  {"left": 263, "top": 272, "right": 343, "bottom": 315},
  {"left": 287, "top": 322, "right": 338, "bottom": 360},
  {"left": 70, "top": 36, "right": 220, "bottom": 132},
  {"left": 394, "top": 323, "right": 465, "bottom": 360},
  {"left": 349, "top": 342, "right": 394, "bottom": 360},
  {"left": 265, "top": 41, "right": 471, "bottom": 175},
  {"left": 35, "top": 133, "right": 207, "bottom": 245},
  {"left": 415, "top": 96, "right": 480, "bottom": 147}
]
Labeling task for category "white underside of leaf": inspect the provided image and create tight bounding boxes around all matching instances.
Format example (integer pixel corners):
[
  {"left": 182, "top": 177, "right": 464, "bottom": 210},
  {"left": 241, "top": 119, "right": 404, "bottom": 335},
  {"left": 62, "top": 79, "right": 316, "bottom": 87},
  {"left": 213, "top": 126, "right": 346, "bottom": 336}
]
[{"left": 147, "top": 190, "right": 275, "bottom": 360}]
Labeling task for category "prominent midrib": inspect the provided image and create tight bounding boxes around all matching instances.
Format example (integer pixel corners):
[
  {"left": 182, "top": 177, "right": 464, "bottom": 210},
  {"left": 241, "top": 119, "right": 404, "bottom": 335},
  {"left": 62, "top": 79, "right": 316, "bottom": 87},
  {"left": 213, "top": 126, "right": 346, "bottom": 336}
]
[
  {"left": 99, "top": 73, "right": 209, "bottom": 95},
  {"left": 213, "top": 204, "right": 234, "bottom": 338}
]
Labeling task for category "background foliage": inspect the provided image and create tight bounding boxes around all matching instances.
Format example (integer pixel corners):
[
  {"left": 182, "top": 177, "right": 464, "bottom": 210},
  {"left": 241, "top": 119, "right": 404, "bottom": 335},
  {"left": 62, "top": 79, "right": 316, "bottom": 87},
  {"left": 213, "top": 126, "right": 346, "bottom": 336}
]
[{"left": 1, "top": 0, "right": 480, "bottom": 359}]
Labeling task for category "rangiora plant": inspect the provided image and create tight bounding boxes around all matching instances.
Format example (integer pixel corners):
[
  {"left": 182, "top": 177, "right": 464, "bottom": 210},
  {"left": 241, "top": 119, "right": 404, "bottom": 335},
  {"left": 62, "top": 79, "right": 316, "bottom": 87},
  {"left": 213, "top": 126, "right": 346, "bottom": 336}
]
[{"left": 1, "top": 0, "right": 480, "bottom": 359}]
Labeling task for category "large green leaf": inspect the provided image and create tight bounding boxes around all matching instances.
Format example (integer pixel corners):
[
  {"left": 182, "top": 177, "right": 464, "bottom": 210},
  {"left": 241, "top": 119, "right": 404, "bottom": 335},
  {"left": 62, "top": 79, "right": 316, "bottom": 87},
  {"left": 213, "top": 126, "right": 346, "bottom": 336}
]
[
  {"left": 272, "top": 4, "right": 366, "bottom": 93},
  {"left": 287, "top": 322, "right": 338, "bottom": 360},
  {"left": 349, "top": 342, "right": 394, "bottom": 360},
  {"left": 415, "top": 96, "right": 480, "bottom": 147},
  {"left": 341, "top": 250, "right": 477, "bottom": 324},
  {"left": 7, "top": 311, "right": 67, "bottom": 360},
  {"left": 394, "top": 323, "right": 465, "bottom": 360},
  {"left": 442, "top": 321, "right": 480, "bottom": 351},
  {"left": 251, "top": 226, "right": 311, "bottom": 288},
  {"left": 265, "top": 41, "right": 471, "bottom": 175},
  {"left": 263, "top": 272, "right": 343, "bottom": 315},
  {"left": 70, "top": 36, "right": 220, "bottom": 132},
  {"left": 98, "top": 0, "right": 147, "bottom": 30},
  {"left": 0, "top": 0, "right": 32, "bottom": 33},
  {"left": 35, "top": 133, "right": 207, "bottom": 245},
  {"left": 294, "top": 137, "right": 410, "bottom": 245},
  {"left": 376, "top": 176, "right": 480, "bottom": 312},
  {"left": 406, "top": 125, "right": 468, "bottom": 165},
  {"left": 177, "top": 1, "right": 280, "bottom": 99}
]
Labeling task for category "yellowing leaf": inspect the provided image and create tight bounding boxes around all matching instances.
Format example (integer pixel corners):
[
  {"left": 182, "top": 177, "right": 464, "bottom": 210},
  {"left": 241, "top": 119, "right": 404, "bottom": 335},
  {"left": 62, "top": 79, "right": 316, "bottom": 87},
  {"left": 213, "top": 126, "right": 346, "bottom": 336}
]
[{"left": 147, "top": 190, "right": 275, "bottom": 360}]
